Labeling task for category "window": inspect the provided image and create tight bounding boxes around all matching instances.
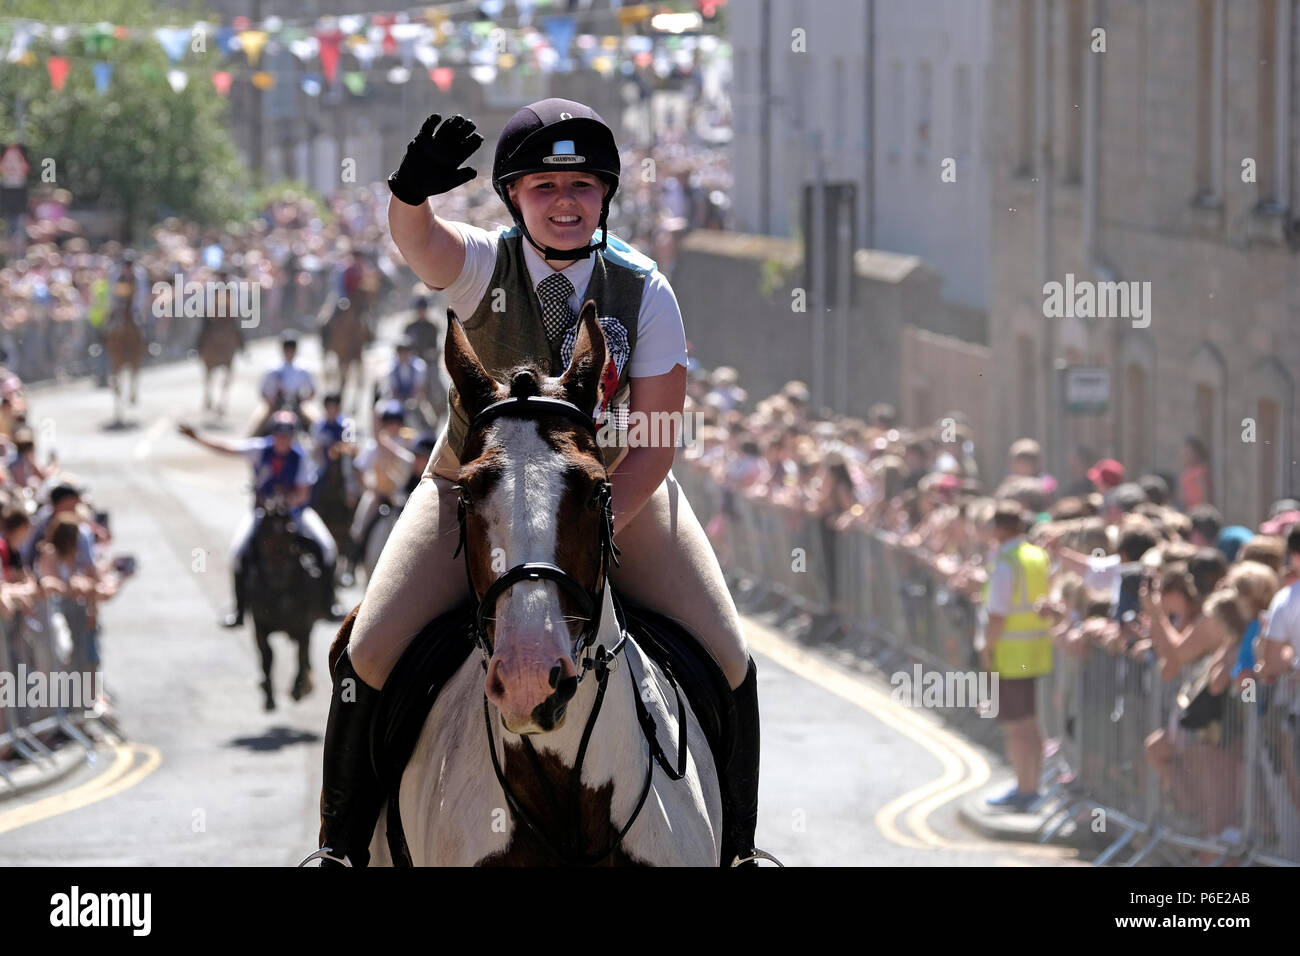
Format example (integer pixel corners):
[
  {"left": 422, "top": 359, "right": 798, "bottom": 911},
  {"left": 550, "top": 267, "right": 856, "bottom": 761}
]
[
  {"left": 1017, "top": 0, "right": 1035, "bottom": 175},
  {"left": 888, "top": 59, "right": 904, "bottom": 163},
  {"left": 1256, "top": 0, "right": 1291, "bottom": 212},
  {"left": 1017, "top": 333, "right": 1037, "bottom": 439},
  {"left": 833, "top": 58, "right": 845, "bottom": 149},
  {"left": 1194, "top": 383, "right": 1218, "bottom": 505},
  {"left": 1064, "top": 0, "right": 1084, "bottom": 183},
  {"left": 1258, "top": 0, "right": 1278, "bottom": 208},
  {"left": 916, "top": 61, "right": 932, "bottom": 164},
  {"left": 735, "top": 51, "right": 748, "bottom": 135},
  {"left": 954, "top": 64, "right": 972, "bottom": 159},
  {"left": 1257, "top": 398, "right": 1280, "bottom": 521},
  {"left": 1123, "top": 363, "right": 1149, "bottom": 474},
  {"left": 1194, "top": 0, "right": 1220, "bottom": 200}
]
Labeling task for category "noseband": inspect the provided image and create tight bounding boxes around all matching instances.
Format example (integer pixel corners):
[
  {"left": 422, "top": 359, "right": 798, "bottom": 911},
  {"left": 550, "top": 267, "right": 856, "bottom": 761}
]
[{"left": 452, "top": 394, "right": 621, "bottom": 670}]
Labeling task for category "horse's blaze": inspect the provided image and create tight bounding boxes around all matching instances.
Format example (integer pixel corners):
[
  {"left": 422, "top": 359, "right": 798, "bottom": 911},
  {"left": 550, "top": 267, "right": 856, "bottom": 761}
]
[{"left": 477, "top": 745, "right": 647, "bottom": 867}]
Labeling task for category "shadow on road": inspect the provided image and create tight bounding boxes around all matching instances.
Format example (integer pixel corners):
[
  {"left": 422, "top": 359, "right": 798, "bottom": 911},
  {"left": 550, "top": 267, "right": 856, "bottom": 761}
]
[
  {"left": 100, "top": 419, "right": 142, "bottom": 432},
  {"left": 227, "top": 725, "right": 320, "bottom": 752}
]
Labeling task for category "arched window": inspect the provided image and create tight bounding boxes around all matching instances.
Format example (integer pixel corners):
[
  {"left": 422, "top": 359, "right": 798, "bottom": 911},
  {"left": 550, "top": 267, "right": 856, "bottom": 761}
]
[
  {"left": 1189, "top": 343, "right": 1227, "bottom": 508},
  {"left": 1249, "top": 357, "right": 1294, "bottom": 523},
  {"left": 1120, "top": 332, "right": 1156, "bottom": 479}
]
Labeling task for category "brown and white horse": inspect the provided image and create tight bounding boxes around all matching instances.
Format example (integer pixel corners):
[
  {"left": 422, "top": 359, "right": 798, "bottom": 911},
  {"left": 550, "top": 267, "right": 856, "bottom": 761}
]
[{"left": 366, "top": 307, "right": 721, "bottom": 866}]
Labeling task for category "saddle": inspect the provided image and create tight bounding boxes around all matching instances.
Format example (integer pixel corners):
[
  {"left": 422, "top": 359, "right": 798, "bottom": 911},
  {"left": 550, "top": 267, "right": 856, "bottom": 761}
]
[{"left": 367, "top": 589, "right": 735, "bottom": 866}]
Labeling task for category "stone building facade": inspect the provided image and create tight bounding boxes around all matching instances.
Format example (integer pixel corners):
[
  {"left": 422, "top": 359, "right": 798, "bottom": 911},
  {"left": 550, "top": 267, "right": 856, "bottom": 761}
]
[{"left": 988, "top": 0, "right": 1298, "bottom": 524}]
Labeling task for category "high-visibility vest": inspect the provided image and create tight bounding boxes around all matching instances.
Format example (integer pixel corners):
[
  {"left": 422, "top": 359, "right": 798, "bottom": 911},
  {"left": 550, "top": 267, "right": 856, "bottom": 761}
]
[
  {"left": 982, "top": 539, "right": 1054, "bottom": 678},
  {"left": 87, "top": 278, "right": 110, "bottom": 328}
]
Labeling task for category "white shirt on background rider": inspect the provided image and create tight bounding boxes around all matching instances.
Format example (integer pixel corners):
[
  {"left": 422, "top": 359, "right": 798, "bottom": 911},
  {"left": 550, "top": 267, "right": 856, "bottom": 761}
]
[{"left": 260, "top": 361, "right": 316, "bottom": 404}]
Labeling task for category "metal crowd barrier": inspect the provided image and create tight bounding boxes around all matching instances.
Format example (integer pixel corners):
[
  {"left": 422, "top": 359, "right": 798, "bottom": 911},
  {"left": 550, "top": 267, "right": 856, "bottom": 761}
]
[
  {"left": 0, "top": 597, "right": 119, "bottom": 792},
  {"left": 674, "top": 458, "right": 1300, "bottom": 865}
]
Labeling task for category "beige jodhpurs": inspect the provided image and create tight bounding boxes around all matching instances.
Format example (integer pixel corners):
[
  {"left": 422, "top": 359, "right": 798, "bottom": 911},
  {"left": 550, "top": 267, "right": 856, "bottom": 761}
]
[{"left": 346, "top": 442, "right": 751, "bottom": 691}]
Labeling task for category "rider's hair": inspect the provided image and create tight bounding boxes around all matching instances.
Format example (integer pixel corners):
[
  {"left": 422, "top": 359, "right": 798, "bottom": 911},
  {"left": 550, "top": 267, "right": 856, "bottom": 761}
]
[
  {"left": 2, "top": 507, "right": 30, "bottom": 534},
  {"left": 47, "top": 512, "right": 80, "bottom": 559}
]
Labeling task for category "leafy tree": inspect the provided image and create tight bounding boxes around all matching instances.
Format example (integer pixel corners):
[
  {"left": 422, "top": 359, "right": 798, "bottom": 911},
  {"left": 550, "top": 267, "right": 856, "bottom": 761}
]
[{"left": 0, "top": 0, "right": 248, "bottom": 239}]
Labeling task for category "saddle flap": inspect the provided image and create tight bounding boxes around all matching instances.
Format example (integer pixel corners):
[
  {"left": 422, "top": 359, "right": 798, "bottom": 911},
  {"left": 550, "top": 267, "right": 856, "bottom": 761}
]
[
  {"left": 371, "top": 600, "right": 478, "bottom": 794},
  {"left": 612, "top": 591, "right": 735, "bottom": 775}
]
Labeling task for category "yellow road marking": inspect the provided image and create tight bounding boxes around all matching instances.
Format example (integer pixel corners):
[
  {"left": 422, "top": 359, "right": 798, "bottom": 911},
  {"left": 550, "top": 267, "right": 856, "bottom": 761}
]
[
  {"left": 0, "top": 743, "right": 162, "bottom": 835},
  {"left": 743, "top": 621, "right": 1078, "bottom": 860}
]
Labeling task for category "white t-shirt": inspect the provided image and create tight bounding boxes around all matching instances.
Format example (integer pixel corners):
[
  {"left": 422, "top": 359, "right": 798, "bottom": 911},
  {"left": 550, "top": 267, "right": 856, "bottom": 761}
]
[
  {"left": 437, "top": 222, "right": 688, "bottom": 380},
  {"left": 260, "top": 361, "right": 317, "bottom": 403},
  {"left": 985, "top": 537, "right": 1025, "bottom": 617},
  {"left": 1263, "top": 584, "right": 1300, "bottom": 660}
]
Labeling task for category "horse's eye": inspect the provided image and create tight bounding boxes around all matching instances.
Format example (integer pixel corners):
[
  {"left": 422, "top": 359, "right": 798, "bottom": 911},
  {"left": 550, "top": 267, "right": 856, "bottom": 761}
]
[{"left": 588, "top": 484, "right": 604, "bottom": 511}]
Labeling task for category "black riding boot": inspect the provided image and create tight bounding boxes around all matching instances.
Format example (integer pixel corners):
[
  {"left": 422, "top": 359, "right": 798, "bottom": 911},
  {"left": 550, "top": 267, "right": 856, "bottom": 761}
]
[
  {"left": 221, "top": 567, "right": 247, "bottom": 628},
  {"left": 318, "top": 649, "right": 384, "bottom": 867},
  {"left": 320, "top": 561, "right": 346, "bottom": 622},
  {"left": 720, "top": 657, "right": 761, "bottom": 867}
]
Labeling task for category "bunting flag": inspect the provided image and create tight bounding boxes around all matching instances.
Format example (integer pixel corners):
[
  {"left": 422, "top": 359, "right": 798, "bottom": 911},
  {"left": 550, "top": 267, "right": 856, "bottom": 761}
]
[
  {"left": 430, "top": 66, "right": 453, "bottom": 92},
  {"left": 46, "top": 55, "right": 69, "bottom": 91},
  {"left": 414, "top": 42, "right": 438, "bottom": 67},
  {"left": 288, "top": 37, "right": 317, "bottom": 61},
  {"left": 6, "top": 21, "right": 33, "bottom": 62},
  {"left": 316, "top": 28, "right": 342, "bottom": 85},
  {"left": 153, "top": 27, "right": 190, "bottom": 63},
  {"left": 237, "top": 29, "right": 268, "bottom": 66},
  {"left": 346, "top": 35, "right": 378, "bottom": 70},
  {"left": 92, "top": 60, "right": 113, "bottom": 94},
  {"left": 341, "top": 71, "right": 366, "bottom": 95},
  {"left": 0, "top": 6, "right": 724, "bottom": 102}
]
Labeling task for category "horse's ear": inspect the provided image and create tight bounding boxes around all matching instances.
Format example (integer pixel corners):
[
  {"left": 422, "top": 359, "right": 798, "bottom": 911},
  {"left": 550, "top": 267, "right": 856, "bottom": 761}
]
[
  {"left": 445, "top": 312, "right": 500, "bottom": 420},
  {"left": 558, "top": 301, "right": 607, "bottom": 417}
]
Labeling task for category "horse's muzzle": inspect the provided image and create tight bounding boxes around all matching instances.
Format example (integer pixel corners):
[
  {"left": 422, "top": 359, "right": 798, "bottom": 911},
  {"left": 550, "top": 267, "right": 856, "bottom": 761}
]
[{"left": 487, "top": 653, "right": 579, "bottom": 734}]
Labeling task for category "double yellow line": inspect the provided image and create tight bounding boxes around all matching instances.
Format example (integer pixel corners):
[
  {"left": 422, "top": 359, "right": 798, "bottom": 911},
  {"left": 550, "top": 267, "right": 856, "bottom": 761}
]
[
  {"left": 744, "top": 622, "right": 1078, "bottom": 860},
  {"left": 0, "top": 742, "right": 162, "bottom": 836}
]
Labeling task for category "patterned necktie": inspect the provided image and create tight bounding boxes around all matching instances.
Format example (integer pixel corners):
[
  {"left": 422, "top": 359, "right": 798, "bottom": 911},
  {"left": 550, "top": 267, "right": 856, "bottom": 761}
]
[{"left": 536, "top": 272, "right": 577, "bottom": 345}]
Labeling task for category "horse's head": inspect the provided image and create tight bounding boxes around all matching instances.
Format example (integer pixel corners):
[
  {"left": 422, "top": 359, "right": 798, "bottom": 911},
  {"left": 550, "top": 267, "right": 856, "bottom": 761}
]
[
  {"left": 254, "top": 498, "right": 299, "bottom": 572},
  {"left": 447, "top": 301, "right": 616, "bottom": 735}
]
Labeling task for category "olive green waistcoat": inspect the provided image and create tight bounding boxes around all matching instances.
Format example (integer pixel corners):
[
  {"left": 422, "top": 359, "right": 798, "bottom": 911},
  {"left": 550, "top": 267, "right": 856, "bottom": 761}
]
[{"left": 445, "top": 226, "right": 651, "bottom": 471}]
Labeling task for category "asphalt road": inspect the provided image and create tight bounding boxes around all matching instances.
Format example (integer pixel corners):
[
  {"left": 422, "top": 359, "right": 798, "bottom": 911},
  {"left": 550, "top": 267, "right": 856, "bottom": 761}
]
[{"left": 0, "top": 326, "right": 1083, "bottom": 867}]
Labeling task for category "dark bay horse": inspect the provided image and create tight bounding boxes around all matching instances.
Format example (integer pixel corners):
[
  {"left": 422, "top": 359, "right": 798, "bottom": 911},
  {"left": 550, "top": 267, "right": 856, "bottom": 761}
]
[{"left": 246, "top": 498, "right": 326, "bottom": 710}]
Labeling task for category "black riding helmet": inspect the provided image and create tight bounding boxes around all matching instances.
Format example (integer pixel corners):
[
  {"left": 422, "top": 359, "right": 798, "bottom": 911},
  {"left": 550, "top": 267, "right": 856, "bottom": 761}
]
[{"left": 492, "top": 98, "right": 620, "bottom": 261}]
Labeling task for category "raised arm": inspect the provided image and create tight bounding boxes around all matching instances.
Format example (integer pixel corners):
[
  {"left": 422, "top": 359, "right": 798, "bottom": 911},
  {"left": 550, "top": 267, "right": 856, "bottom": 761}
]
[
  {"left": 387, "top": 113, "right": 483, "bottom": 291},
  {"left": 177, "top": 423, "right": 246, "bottom": 457}
]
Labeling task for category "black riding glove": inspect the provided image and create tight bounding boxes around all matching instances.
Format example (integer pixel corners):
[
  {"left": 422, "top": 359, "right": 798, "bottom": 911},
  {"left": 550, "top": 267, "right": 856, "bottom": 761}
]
[{"left": 387, "top": 113, "right": 484, "bottom": 207}]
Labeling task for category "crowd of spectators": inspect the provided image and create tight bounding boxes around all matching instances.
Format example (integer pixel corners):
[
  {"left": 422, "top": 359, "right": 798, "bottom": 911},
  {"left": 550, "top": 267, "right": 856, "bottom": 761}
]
[
  {"left": 0, "top": 361, "right": 132, "bottom": 724},
  {"left": 0, "top": 183, "right": 407, "bottom": 385},
  {"left": 681, "top": 363, "right": 1300, "bottom": 850}
]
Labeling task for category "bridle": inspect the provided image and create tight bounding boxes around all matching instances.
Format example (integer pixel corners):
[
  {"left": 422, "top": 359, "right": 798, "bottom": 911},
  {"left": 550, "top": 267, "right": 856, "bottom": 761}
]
[
  {"left": 453, "top": 392, "right": 689, "bottom": 866},
  {"left": 453, "top": 393, "right": 621, "bottom": 671}
]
